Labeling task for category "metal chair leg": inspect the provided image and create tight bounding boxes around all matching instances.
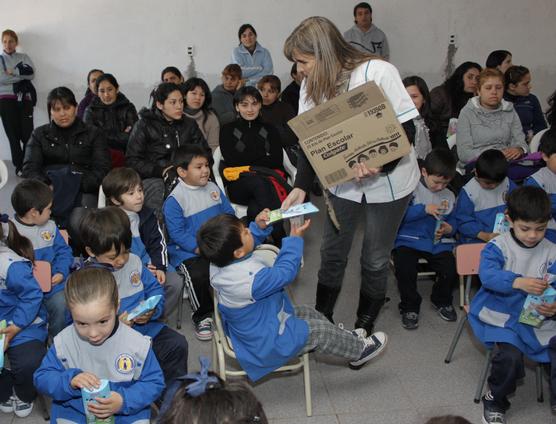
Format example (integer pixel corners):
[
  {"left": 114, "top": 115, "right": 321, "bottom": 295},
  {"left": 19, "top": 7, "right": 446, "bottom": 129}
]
[
  {"left": 475, "top": 349, "right": 492, "bottom": 403},
  {"left": 445, "top": 314, "right": 468, "bottom": 363},
  {"left": 536, "top": 363, "right": 544, "bottom": 403},
  {"left": 176, "top": 284, "right": 185, "bottom": 330}
]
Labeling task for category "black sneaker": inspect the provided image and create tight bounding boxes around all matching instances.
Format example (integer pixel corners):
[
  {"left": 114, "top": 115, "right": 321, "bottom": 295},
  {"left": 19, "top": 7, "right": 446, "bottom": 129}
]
[
  {"left": 349, "top": 331, "right": 387, "bottom": 370},
  {"left": 401, "top": 311, "right": 419, "bottom": 329},
  {"left": 482, "top": 393, "right": 506, "bottom": 424},
  {"left": 434, "top": 304, "right": 457, "bottom": 322}
]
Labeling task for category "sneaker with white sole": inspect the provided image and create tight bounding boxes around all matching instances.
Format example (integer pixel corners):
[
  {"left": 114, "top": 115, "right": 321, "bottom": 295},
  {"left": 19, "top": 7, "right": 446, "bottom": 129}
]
[
  {"left": 0, "top": 396, "right": 14, "bottom": 413},
  {"left": 13, "top": 396, "right": 33, "bottom": 418},
  {"left": 482, "top": 392, "right": 506, "bottom": 424},
  {"left": 434, "top": 304, "right": 457, "bottom": 322},
  {"left": 195, "top": 317, "right": 214, "bottom": 341},
  {"left": 349, "top": 331, "right": 388, "bottom": 370},
  {"left": 401, "top": 311, "right": 419, "bottom": 330}
]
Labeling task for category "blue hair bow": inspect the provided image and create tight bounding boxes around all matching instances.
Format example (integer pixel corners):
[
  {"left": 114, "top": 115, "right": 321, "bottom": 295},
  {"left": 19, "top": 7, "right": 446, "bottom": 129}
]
[
  {"left": 0, "top": 214, "right": 9, "bottom": 223},
  {"left": 183, "top": 356, "right": 220, "bottom": 397}
]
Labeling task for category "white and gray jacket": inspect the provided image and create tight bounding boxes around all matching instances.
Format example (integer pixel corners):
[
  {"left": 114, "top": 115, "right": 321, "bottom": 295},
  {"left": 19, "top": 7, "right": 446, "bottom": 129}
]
[{"left": 0, "top": 51, "right": 34, "bottom": 98}]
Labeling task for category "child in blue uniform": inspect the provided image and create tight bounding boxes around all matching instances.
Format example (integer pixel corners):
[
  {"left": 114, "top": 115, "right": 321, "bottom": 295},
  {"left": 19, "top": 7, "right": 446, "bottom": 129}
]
[
  {"left": 454, "top": 149, "right": 516, "bottom": 243},
  {"left": 197, "top": 213, "right": 388, "bottom": 381},
  {"left": 102, "top": 167, "right": 182, "bottom": 317},
  {"left": 393, "top": 150, "right": 458, "bottom": 329},
  {"left": 78, "top": 207, "right": 188, "bottom": 385},
  {"left": 0, "top": 213, "right": 47, "bottom": 418},
  {"left": 468, "top": 186, "right": 556, "bottom": 423},
  {"left": 524, "top": 129, "right": 556, "bottom": 242},
  {"left": 163, "top": 145, "right": 235, "bottom": 340},
  {"left": 11, "top": 179, "right": 73, "bottom": 337},
  {"left": 34, "top": 267, "right": 164, "bottom": 423}
]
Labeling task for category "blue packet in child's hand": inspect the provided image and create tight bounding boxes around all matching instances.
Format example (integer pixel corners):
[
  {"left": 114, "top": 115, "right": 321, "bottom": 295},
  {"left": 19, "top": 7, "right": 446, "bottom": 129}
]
[
  {"left": 81, "top": 379, "right": 114, "bottom": 423},
  {"left": 127, "top": 295, "right": 163, "bottom": 320},
  {"left": 519, "top": 276, "right": 556, "bottom": 327},
  {"left": 0, "top": 320, "right": 6, "bottom": 372},
  {"left": 492, "top": 213, "right": 510, "bottom": 234}
]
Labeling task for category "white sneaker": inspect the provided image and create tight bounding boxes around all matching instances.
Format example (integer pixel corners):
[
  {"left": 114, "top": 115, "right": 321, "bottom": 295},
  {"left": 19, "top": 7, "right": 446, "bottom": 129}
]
[
  {"left": 13, "top": 396, "right": 33, "bottom": 418},
  {"left": 195, "top": 317, "right": 214, "bottom": 341},
  {"left": 0, "top": 396, "right": 14, "bottom": 413}
]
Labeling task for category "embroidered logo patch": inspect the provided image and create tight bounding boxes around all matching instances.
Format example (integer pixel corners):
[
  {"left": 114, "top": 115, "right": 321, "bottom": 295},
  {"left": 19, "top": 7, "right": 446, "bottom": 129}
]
[
  {"left": 129, "top": 270, "right": 141, "bottom": 287},
  {"left": 40, "top": 230, "right": 53, "bottom": 242},
  {"left": 210, "top": 190, "right": 220, "bottom": 201},
  {"left": 115, "top": 353, "right": 135, "bottom": 374}
]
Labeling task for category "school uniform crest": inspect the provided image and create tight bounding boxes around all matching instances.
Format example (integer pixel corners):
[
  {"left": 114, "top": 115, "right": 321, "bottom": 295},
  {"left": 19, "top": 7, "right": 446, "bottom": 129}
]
[
  {"left": 115, "top": 353, "right": 135, "bottom": 374},
  {"left": 40, "top": 230, "right": 53, "bottom": 241},
  {"left": 210, "top": 190, "right": 220, "bottom": 201},
  {"left": 129, "top": 270, "right": 141, "bottom": 287}
]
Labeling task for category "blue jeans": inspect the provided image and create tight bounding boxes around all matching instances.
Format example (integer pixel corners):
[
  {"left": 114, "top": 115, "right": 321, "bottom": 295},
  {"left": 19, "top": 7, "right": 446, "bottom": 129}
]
[
  {"left": 318, "top": 193, "right": 411, "bottom": 299},
  {"left": 45, "top": 289, "right": 67, "bottom": 337}
]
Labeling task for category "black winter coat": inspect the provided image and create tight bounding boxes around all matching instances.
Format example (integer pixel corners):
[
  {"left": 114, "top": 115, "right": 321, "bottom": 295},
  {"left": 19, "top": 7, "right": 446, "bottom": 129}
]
[
  {"left": 22, "top": 119, "right": 111, "bottom": 193},
  {"left": 83, "top": 92, "right": 138, "bottom": 152},
  {"left": 126, "top": 108, "right": 208, "bottom": 179}
]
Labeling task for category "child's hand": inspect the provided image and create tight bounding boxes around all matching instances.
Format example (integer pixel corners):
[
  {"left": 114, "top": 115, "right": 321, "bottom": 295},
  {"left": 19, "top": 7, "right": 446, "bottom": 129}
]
[
  {"left": 425, "top": 204, "right": 444, "bottom": 219},
  {"left": 70, "top": 372, "right": 100, "bottom": 390},
  {"left": 536, "top": 301, "right": 556, "bottom": 318},
  {"left": 51, "top": 273, "right": 64, "bottom": 286},
  {"left": 1, "top": 324, "right": 21, "bottom": 352},
  {"left": 118, "top": 311, "right": 132, "bottom": 327},
  {"left": 132, "top": 308, "right": 155, "bottom": 325},
  {"left": 147, "top": 265, "right": 166, "bottom": 284},
  {"left": 255, "top": 208, "right": 270, "bottom": 229},
  {"left": 513, "top": 277, "right": 548, "bottom": 295},
  {"left": 434, "top": 222, "right": 452, "bottom": 241},
  {"left": 88, "top": 391, "right": 123, "bottom": 419},
  {"left": 477, "top": 231, "right": 498, "bottom": 242},
  {"left": 290, "top": 218, "right": 311, "bottom": 237}
]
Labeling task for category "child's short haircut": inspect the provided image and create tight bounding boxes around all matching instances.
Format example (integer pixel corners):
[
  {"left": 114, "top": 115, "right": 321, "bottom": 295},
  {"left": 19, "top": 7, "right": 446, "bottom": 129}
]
[
  {"left": 102, "top": 168, "right": 142, "bottom": 207},
  {"left": 79, "top": 206, "right": 131, "bottom": 255},
  {"left": 257, "top": 75, "right": 281, "bottom": 93},
  {"left": 222, "top": 64, "right": 242, "bottom": 79},
  {"left": 507, "top": 186, "right": 551, "bottom": 224},
  {"left": 173, "top": 145, "right": 212, "bottom": 170},
  {"left": 11, "top": 179, "right": 53, "bottom": 217},
  {"left": 475, "top": 149, "right": 508, "bottom": 182},
  {"left": 65, "top": 267, "right": 119, "bottom": 310},
  {"left": 539, "top": 128, "right": 556, "bottom": 157},
  {"left": 197, "top": 214, "right": 244, "bottom": 267},
  {"left": 423, "top": 149, "right": 457, "bottom": 179}
]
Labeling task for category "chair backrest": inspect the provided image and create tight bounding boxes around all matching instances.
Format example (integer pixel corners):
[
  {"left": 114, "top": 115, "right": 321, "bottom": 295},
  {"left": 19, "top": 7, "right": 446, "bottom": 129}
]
[
  {"left": 98, "top": 185, "right": 106, "bottom": 208},
  {"left": 455, "top": 243, "right": 485, "bottom": 276},
  {"left": 529, "top": 128, "right": 549, "bottom": 153},
  {"left": 33, "top": 260, "right": 52, "bottom": 293},
  {"left": 0, "top": 160, "right": 8, "bottom": 190}
]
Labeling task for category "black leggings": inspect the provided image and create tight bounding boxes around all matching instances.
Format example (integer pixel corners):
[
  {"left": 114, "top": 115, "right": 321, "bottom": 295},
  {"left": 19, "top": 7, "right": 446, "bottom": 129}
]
[{"left": 0, "top": 98, "right": 33, "bottom": 169}]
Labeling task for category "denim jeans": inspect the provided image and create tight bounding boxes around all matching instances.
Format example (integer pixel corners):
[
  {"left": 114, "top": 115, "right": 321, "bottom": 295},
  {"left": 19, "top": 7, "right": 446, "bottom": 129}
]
[{"left": 318, "top": 193, "right": 411, "bottom": 300}]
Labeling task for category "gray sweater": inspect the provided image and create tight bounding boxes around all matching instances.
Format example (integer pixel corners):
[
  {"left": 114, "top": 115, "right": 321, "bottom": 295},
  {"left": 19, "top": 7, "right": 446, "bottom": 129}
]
[
  {"left": 184, "top": 109, "right": 220, "bottom": 153},
  {"left": 456, "top": 97, "right": 528, "bottom": 165},
  {"left": 343, "top": 24, "right": 389, "bottom": 60},
  {"left": 211, "top": 84, "right": 236, "bottom": 126},
  {"left": 0, "top": 51, "right": 34, "bottom": 97}
]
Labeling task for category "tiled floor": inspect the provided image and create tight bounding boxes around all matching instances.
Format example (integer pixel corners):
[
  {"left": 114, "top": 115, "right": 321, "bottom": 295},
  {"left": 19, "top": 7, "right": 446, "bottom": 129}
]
[{"left": 1, "top": 161, "right": 555, "bottom": 423}]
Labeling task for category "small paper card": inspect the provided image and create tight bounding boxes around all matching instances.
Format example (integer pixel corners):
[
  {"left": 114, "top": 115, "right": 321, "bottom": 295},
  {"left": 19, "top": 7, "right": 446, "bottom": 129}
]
[
  {"left": 82, "top": 379, "right": 114, "bottom": 423},
  {"left": 519, "top": 283, "right": 556, "bottom": 327},
  {"left": 493, "top": 213, "right": 510, "bottom": 234},
  {"left": 267, "top": 202, "right": 319, "bottom": 224},
  {"left": 127, "top": 295, "right": 163, "bottom": 320}
]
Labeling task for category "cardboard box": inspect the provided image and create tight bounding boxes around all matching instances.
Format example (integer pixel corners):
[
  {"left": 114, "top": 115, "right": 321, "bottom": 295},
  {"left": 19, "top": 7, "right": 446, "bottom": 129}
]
[{"left": 287, "top": 81, "right": 411, "bottom": 189}]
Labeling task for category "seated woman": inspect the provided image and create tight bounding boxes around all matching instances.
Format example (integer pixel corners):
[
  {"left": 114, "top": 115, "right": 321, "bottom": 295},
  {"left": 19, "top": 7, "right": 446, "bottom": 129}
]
[
  {"left": 22, "top": 87, "right": 110, "bottom": 224},
  {"left": 231, "top": 24, "right": 273, "bottom": 87},
  {"left": 503, "top": 65, "right": 547, "bottom": 141},
  {"left": 219, "top": 86, "right": 286, "bottom": 244},
  {"left": 77, "top": 69, "right": 103, "bottom": 119},
  {"left": 485, "top": 49, "right": 513, "bottom": 74},
  {"left": 126, "top": 82, "right": 208, "bottom": 214},
  {"left": 182, "top": 77, "right": 220, "bottom": 152},
  {"left": 430, "top": 62, "right": 482, "bottom": 143},
  {"left": 83, "top": 73, "right": 138, "bottom": 168},
  {"left": 457, "top": 68, "right": 528, "bottom": 169},
  {"left": 161, "top": 66, "right": 184, "bottom": 84}
]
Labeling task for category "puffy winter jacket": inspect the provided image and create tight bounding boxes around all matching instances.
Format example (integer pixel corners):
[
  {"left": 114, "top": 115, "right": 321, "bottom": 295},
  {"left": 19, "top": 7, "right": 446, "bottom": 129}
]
[
  {"left": 126, "top": 108, "right": 208, "bottom": 179},
  {"left": 22, "top": 119, "right": 110, "bottom": 193},
  {"left": 83, "top": 92, "right": 138, "bottom": 152}
]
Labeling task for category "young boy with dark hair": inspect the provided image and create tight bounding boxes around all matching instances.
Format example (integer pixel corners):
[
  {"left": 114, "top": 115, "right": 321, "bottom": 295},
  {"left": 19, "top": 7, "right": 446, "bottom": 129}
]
[
  {"left": 392, "top": 149, "right": 458, "bottom": 329},
  {"left": 468, "top": 186, "right": 556, "bottom": 423},
  {"left": 212, "top": 64, "right": 243, "bottom": 126},
  {"left": 11, "top": 179, "right": 73, "bottom": 337},
  {"left": 197, "top": 213, "right": 388, "bottom": 381},
  {"left": 79, "top": 207, "right": 188, "bottom": 385},
  {"left": 163, "top": 145, "right": 235, "bottom": 340},
  {"left": 102, "top": 167, "right": 182, "bottom": 317},
  {"left": 524, "top": 129, "right": 556, "bottom": 242},
  {"left": 454, "top": 149, "right": 516, "bottom": 243}
]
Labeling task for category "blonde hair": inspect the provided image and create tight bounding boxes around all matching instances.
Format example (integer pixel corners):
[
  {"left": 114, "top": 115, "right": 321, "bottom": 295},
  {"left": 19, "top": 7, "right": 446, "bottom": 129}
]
[
  {"left": 65, "top": 268, "right": 119, "bottom": 311},
  {"left": 283, "top": 16, "right": 379, "bottom": 105},
  {"left": 479, "top": 68, "right": 504, "bottom": 88}
]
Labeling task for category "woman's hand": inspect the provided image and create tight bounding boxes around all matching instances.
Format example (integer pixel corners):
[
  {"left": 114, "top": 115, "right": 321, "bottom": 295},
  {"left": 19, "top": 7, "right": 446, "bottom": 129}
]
[
  {"left": 281, "top": 188, "right": 306, "bottom": 210},
  {"left": 352, "top": 163, "right": 381, "bottom": 182},
  {"left": 502, "top": 147, "right": 524, "bottom": 161}
]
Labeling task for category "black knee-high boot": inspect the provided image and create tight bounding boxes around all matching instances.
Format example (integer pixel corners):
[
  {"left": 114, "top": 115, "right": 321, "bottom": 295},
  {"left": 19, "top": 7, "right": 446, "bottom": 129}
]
[
  {"left": 315, "top": 284, "right": 341, "bottom": 323},
  {"left": 354, "top": 292, "right": 387, "bottom": 336}
]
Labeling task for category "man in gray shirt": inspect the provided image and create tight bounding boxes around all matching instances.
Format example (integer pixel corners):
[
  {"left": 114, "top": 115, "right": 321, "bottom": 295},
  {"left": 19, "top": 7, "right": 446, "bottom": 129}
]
[{"left": 343, "top": 2, "right": 390, "bottom": 60}]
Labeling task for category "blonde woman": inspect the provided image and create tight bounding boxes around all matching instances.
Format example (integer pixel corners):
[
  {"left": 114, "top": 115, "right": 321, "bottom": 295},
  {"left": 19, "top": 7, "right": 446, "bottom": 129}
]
[{"left": 283, "top": 16, "right": 420, "bottom": 337}]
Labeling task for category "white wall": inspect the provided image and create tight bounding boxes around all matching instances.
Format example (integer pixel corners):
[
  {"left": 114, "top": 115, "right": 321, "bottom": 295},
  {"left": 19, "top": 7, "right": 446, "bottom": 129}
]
[{"left": 1, "top": 0, "right": 555, "bottom": 159}]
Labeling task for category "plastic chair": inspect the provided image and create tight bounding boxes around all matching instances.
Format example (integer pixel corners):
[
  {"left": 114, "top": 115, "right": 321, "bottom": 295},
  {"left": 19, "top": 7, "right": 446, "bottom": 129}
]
[
  {"left": 212, "top": 147, "right": 297, "bottom": 218},
  {"left": 529, "top": 128, "right": 549, "bottom": 153},
  {"left": 98, "top": 185, "right": 106, "bottom": 208},
  {"left": 0, "top": 159, "right": 8, "bottom": 190},
  {"left": 444, "top": 243, "right": 544, "bottom": 403},
  {"left": 211, "top": 244, "right": 312, "bottom": 416}
]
